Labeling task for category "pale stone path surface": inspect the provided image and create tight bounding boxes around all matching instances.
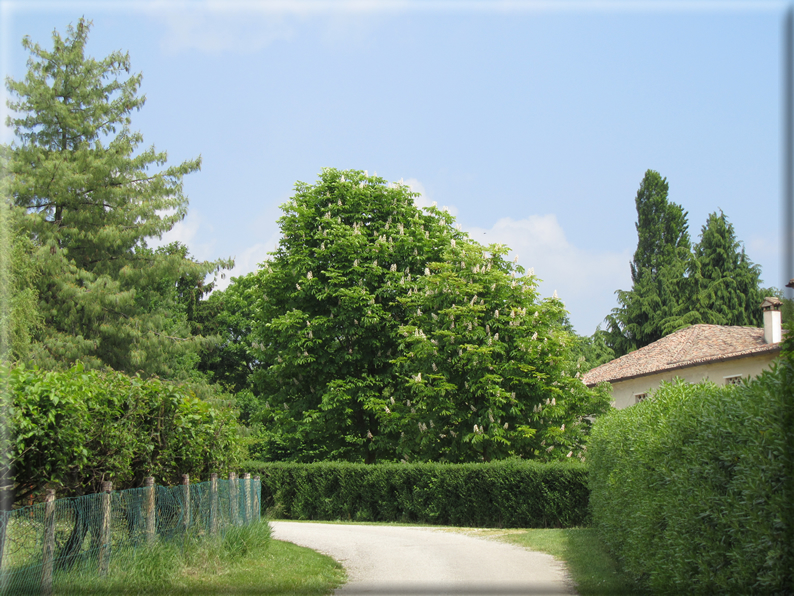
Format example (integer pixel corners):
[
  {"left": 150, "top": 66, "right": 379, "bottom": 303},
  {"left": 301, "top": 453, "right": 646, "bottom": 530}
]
[{"left": 271, "top": 521, "right": 576, "bottom": 596}]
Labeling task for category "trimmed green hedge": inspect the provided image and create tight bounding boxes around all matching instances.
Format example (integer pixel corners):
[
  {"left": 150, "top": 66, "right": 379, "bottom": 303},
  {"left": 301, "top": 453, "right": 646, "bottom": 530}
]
[
  {"left": 246, "top": 460, "right": 588, "bottom": 528},
  {"left": 588, "top": 362, "right": 793, "bottom": 595}
]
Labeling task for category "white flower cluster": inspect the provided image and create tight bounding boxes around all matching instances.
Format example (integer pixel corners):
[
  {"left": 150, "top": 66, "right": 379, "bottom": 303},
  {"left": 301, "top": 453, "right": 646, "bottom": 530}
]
[
  {"left": 414, "top": 372, "right": 422, "bottom": 382},
  {"left": 390, "top": 263, "right": 397, "bottom": 272},
  {"left": 307, "top": 271, "right": 313, "bottom": 279}
]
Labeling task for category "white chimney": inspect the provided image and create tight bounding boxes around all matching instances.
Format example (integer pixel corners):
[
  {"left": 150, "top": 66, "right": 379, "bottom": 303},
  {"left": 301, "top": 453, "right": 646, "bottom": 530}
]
[{"left": 760, "top": 297, "right": 782, "bottom": 344}]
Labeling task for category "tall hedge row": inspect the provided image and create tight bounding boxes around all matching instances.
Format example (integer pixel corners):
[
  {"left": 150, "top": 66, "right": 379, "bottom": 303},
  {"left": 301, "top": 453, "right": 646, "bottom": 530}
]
[
  {"left": 588, "top": 362, "right": 793, "bottom": 595},
  {"left": 247, "top": 460, "right": 588, "bottom": 528},
  {"left": 3, "top": 363, "right": 246, "bottom": 503}
]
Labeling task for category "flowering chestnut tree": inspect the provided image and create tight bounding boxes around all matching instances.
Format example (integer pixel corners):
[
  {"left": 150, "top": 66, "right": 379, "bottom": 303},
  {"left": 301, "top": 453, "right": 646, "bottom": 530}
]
[{"left": 241, "top": 168, "right": 610, "bottom": 463}]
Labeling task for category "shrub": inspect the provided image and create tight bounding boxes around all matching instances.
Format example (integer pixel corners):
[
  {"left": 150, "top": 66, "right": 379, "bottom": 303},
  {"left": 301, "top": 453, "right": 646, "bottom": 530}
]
[
  {"left": 248, "top": 460, "right": 588, "bottom": 528},
  {"left": 588, "top": 365, "right": 793, "bottom": 594},
  {"left": 2, "top": 363, "right": 246, "bottom": 504}
]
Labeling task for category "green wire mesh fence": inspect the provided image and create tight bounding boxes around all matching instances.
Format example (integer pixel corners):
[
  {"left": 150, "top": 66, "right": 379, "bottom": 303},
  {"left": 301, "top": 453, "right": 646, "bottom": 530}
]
[{"left": 0, "top": 472, "right": 261, "bottom": 595}]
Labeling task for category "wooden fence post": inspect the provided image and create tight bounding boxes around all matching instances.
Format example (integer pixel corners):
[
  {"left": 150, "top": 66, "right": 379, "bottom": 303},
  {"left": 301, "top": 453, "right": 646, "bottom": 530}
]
[
  {"left": 209, "top": 473, "right": 218, "bottom": 535},
  {"left": 182, "top": 474, "right": 191, "bottom": 533},
  {"left": 144, "top": 477, "right": 155, "bottom": 546},
  {"left": 98, "top": 481, "right": 112, "bottom": 576},
  {"left": 41, "top": 489, "right": 56, "bottom": 596},
  {"left": 253, "top": 476, "right": 261, "bottom": 522},
  {"left": 242, "top": 473, "right": 251, "bottom": 524},
  {"left": 229, "top": 473, "right": 238, "bottom": 525}
]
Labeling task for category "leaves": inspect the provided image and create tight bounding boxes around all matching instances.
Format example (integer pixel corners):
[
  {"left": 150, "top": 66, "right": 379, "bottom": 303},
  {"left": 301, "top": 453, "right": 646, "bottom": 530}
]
[
  {"left": 605, "top": 171, "right": 766, "bottom": 357},
  {"left": 1, "top": 362, "right": 245, "bottom": 503},
  {"left": 214, "top": 168, "right": 610, "bottom": 463},
  {"left": 5, "top": 18, "right": 232, "bottom": 378}
]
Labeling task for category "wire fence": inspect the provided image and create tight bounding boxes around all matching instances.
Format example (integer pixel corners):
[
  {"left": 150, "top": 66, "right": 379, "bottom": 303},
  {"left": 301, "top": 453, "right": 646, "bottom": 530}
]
[{"left": 0, "top": 472, "right": 261, "bottom": 595}]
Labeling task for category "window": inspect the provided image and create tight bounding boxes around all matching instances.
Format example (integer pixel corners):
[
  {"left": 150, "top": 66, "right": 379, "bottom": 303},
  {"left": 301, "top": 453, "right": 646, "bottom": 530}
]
[
  {"left": 724, "top": 375, "right": 743, "bottom": 386},
  {"left": 634, "top": 393, "right": 648, "bottom": 404}
]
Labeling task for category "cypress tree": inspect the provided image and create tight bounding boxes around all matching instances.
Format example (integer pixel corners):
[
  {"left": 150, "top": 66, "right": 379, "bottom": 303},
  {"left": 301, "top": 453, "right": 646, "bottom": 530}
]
[{"left": 605, "top": 170, "right": 692, "bottom": 356}]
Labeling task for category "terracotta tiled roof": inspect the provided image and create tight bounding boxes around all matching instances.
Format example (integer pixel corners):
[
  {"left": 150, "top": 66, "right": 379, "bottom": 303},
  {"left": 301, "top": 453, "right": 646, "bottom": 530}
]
[{"left": 581, "top": 324, "right": 781, "bottom": 386}]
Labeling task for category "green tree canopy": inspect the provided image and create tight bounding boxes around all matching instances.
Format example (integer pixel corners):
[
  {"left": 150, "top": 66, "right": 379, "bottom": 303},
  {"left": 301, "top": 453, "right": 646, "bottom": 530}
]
[
  {"left": 605, "top": 170, "right": 692, "bottom": 356},
  {"left": 604, "top": 172, "right": 773, "bottom": 359},
  {"left": 5, "top": 18, "right": 230, "bottom": 377},
  {"left": 219, "top": 168, "right": 610, "bottom": 464},
  {"left": 687, "top": 210, "right": 763, "bottom": 327}
]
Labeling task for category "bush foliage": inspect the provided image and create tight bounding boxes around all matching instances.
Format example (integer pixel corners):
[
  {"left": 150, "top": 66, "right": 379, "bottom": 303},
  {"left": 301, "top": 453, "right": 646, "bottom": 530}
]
[
  {"left": 218, "top": 167, "right": 610, "bottom": 464},
  {"left": 249, "top": 460, "right": 588, "bottom": 528},
  {"left": 588, "top": 366, "right": 793, "bottom": 594},
  {"left": 2, "top": 363, "right": 246, "bottom": 504}
]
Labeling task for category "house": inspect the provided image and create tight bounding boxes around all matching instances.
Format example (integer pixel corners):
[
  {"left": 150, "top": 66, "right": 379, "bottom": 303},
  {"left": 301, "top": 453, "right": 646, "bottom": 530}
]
[{"left": 581, "top": 298, "right": 784, "bottom": 409}]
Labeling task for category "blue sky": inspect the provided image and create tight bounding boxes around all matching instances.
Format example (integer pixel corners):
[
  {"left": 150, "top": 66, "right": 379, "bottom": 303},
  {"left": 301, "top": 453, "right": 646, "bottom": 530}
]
[{"left": 1, "top": 1, "right": 786, "bottom": 335}]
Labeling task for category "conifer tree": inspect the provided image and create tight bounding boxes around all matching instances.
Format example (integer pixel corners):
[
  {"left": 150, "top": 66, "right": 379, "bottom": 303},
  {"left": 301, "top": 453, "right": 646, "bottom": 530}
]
[
  {"left": 5, "top": 19, "right": 229, "bottom": 377},
  {"left": 605, "top": 170, "right": 692, "bottom": 356},
  {"left": 687, "top": 211, "right": 763, "bottom": 327}
]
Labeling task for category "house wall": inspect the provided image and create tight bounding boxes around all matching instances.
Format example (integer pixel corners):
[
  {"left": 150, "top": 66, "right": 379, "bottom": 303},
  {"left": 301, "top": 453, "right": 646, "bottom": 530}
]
[{"left": 609, "top": 352, "right": 780, "bottom": 409}]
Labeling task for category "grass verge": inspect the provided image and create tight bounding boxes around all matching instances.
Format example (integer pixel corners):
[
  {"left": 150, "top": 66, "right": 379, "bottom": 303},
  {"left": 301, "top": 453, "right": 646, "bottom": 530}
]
[
  {"left": 451, "top": 527, "right": 646, "bottom": 596},
  {"left": 49, "top": 521, "right": 346, "bottom": 596}
]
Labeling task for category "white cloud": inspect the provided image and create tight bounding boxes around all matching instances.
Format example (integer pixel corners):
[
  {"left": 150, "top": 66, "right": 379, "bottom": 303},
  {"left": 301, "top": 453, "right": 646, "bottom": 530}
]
[
  {"left": 404, "top": 177, "right": 459, "bottom": 217},
  {"left": 147, "top": 209, "right": 220, "bottom": 262},
  {"left": 213, "top": 231, "right": 280, "bottom": 292},
  {"left": 463, "top": 214, "right": 632, "bottom": 335}
]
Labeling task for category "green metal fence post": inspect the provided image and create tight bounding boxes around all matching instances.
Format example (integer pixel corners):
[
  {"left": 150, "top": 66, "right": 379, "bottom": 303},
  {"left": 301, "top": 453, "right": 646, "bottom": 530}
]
[
  {"left": 99, "top": 481, "right": 112, "bottom": 576},
  {"left": 41, "top": 489, "right": 56, "bottom": 596}
]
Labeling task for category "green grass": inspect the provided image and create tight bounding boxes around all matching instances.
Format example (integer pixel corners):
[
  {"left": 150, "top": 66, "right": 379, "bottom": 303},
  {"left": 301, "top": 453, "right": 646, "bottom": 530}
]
[
  {"left": 46, "top": 521, "right": 346, "bottom": 596},
  {"left": 449, "top": 527, "right": 646, "bottom": 596}
]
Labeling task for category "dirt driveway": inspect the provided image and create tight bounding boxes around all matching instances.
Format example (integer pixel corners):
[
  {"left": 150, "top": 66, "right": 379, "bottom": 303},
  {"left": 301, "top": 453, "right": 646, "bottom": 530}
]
[{"left": 271, "top": 521, "right": 575, "bottom": 596}]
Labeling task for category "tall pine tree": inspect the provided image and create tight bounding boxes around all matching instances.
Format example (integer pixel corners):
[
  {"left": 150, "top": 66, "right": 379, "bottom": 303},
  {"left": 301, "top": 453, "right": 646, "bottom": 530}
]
[
  {"left": 687, "top": 211, "right": 763, "bottom": 327},
  {"left": 6, "top": 18, "right": 230, "bottom": 377},
  {"left": 605, "top": 170, "right": 692, "bottom": 356}
]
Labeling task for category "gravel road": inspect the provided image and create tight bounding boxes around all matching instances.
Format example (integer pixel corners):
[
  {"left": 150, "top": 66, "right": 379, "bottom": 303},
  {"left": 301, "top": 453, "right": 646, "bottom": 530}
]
[{"left": 271, "top": 521, "right": 575, "bottom": 596}]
